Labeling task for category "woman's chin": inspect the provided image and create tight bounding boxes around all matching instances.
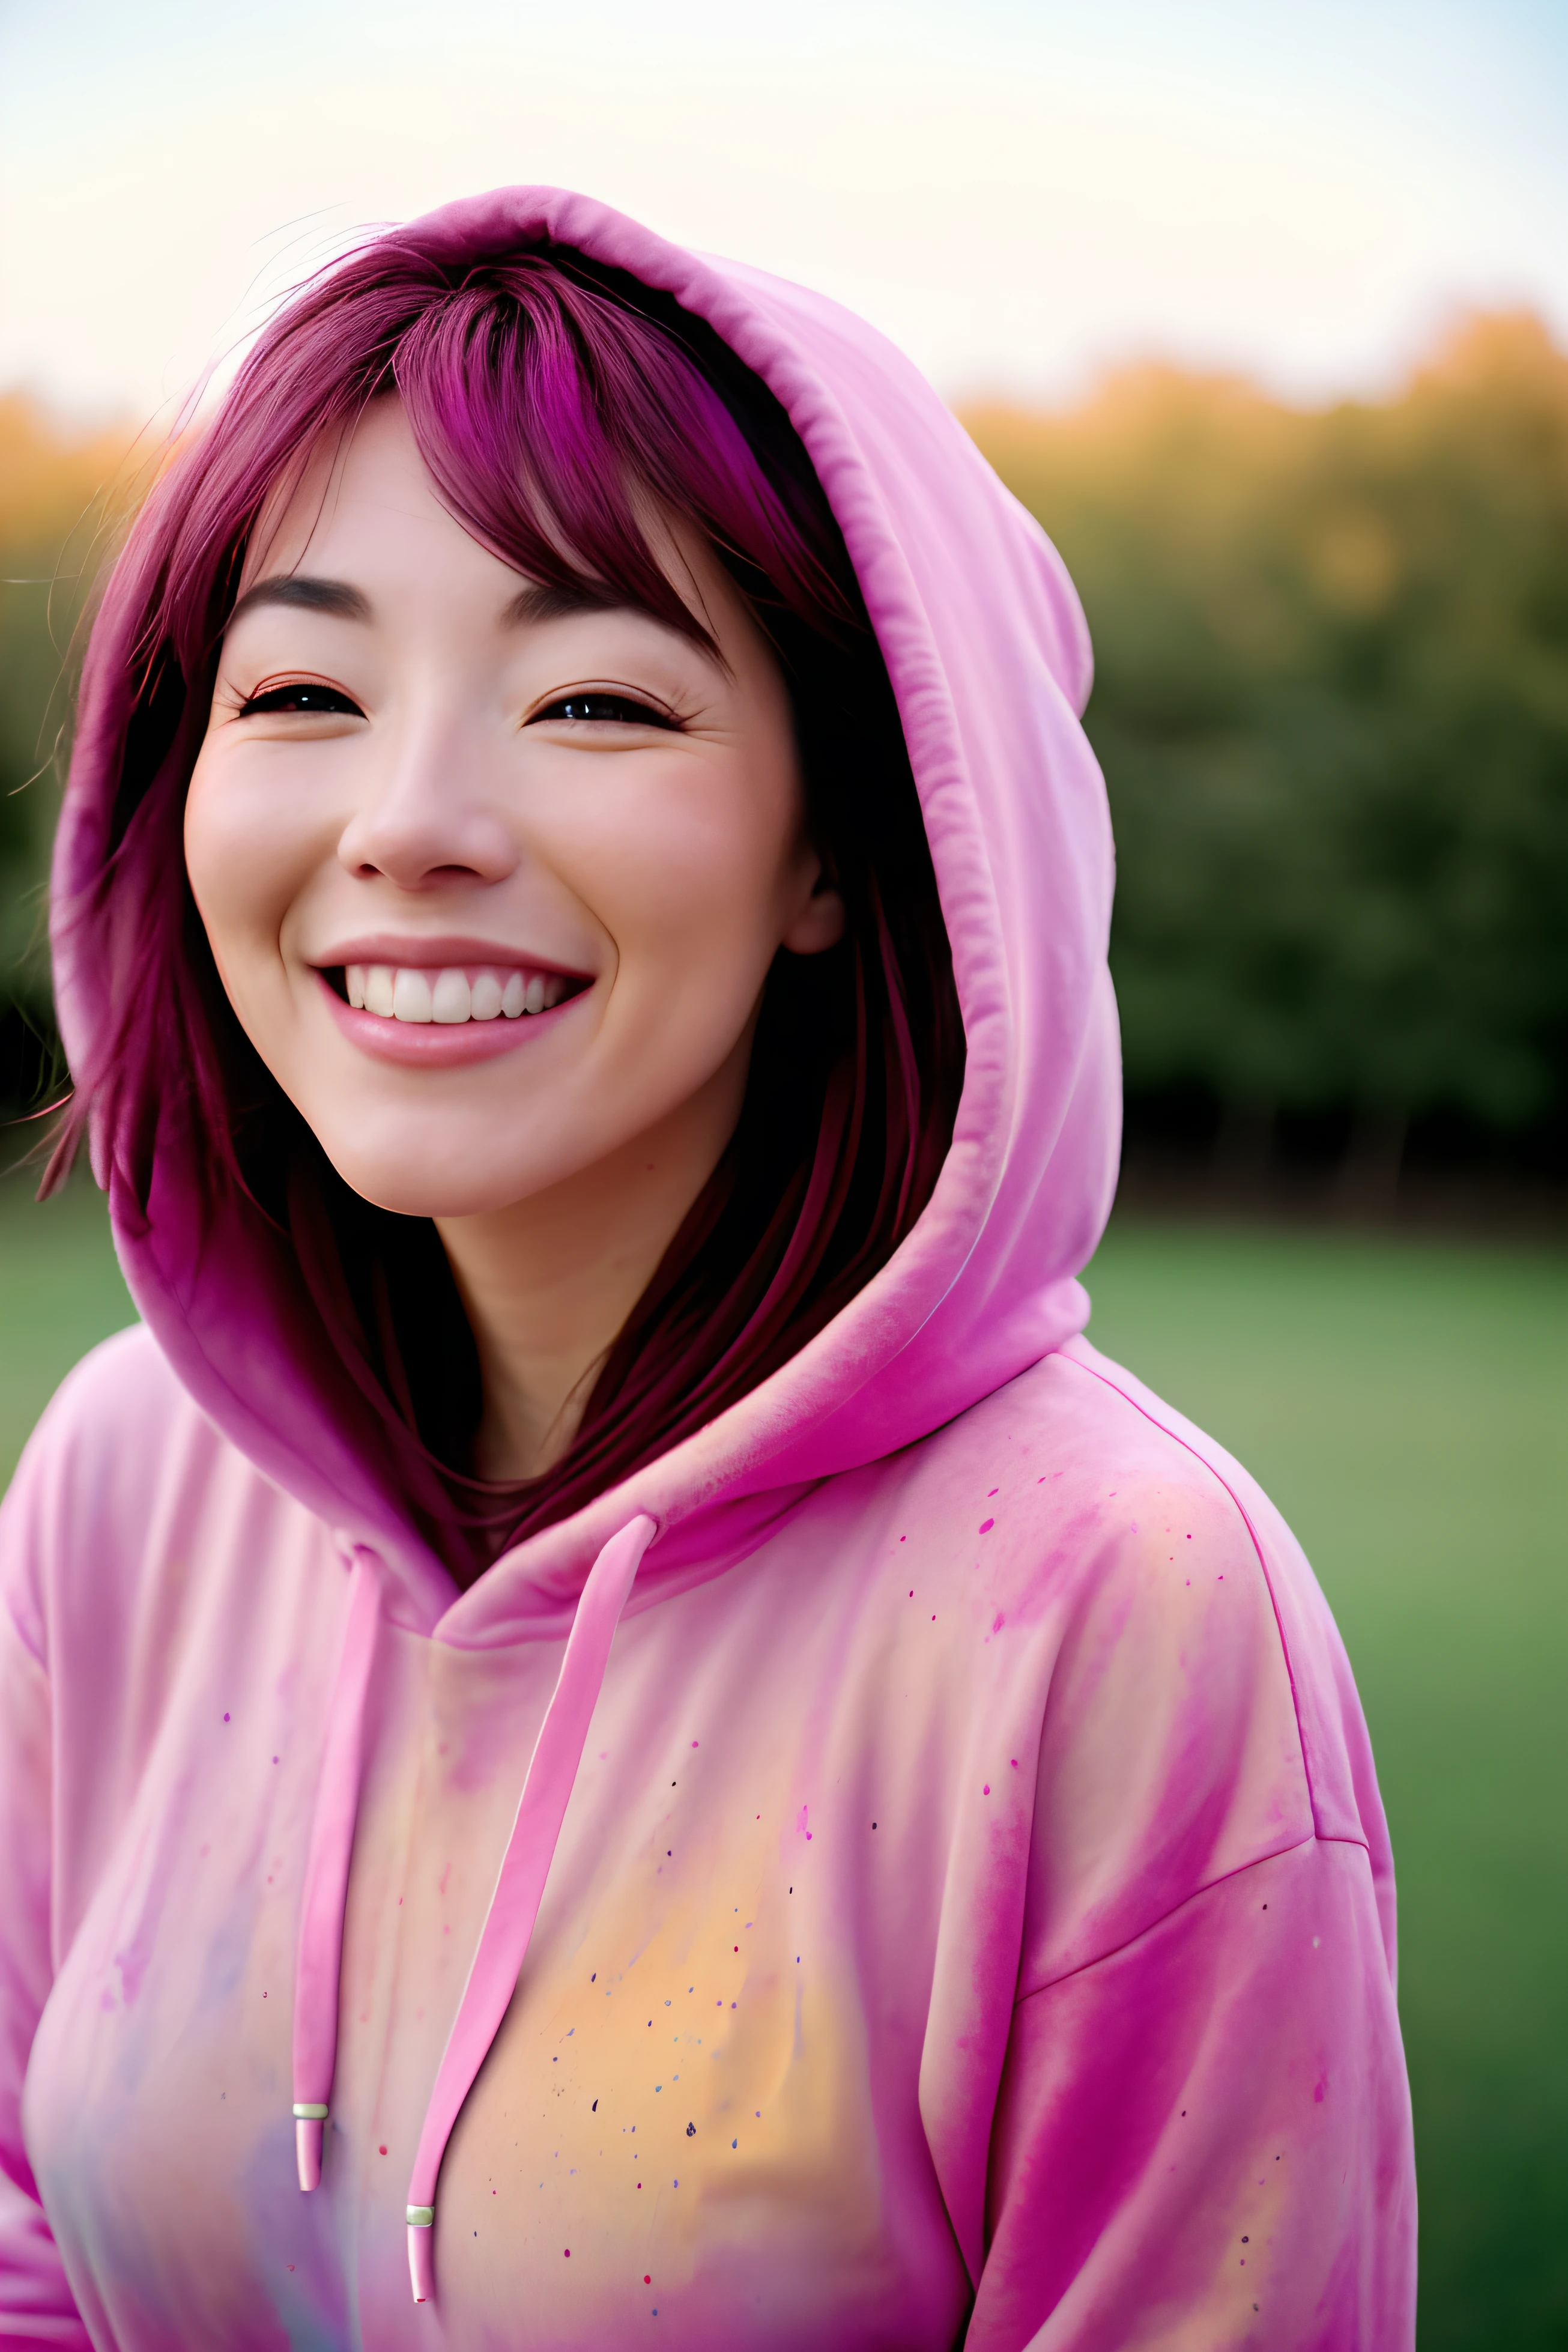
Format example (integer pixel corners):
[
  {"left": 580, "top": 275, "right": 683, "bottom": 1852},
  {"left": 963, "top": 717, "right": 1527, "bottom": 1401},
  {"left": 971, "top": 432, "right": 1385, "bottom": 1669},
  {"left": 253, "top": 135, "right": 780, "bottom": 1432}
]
[{"left": 318, "top": 1142, "right": 550, "bottom": 1223}]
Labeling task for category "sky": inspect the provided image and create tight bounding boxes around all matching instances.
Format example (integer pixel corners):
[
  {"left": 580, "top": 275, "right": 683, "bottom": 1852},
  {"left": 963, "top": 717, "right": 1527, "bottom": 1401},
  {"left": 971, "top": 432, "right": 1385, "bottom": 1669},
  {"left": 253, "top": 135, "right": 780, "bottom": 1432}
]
[{"left": 2, "top": 0, "right": 1566, "bottom": 426}]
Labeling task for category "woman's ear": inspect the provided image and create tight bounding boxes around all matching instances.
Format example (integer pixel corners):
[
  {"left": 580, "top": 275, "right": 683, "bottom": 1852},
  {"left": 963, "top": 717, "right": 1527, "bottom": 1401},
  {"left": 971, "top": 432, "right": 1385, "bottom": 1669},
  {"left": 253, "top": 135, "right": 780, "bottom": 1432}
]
[{"left": 781, "top": 874, "right": 847, "bottom": 956}]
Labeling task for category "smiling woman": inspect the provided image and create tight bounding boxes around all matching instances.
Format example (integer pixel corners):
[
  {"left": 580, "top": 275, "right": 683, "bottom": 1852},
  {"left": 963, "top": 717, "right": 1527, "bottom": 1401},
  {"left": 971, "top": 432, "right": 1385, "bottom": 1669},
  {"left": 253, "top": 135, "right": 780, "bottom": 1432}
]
[
  {"left": 187, "top": 393, "right": 851, "bottom": 1479},
  {"left": 2, "top": 189, "right": 1414, "bottom": 2351}
]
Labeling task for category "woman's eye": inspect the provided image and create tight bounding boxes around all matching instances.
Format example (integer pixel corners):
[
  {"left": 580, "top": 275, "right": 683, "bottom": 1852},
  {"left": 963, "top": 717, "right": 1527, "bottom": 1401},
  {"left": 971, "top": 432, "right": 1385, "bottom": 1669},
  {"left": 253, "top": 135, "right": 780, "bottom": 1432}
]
[
  {"left": 531, "top": 693, "right": 678, "bottom": 729},
  {"left": 237, "top": 681, "right": 365, "bottom": 718}
]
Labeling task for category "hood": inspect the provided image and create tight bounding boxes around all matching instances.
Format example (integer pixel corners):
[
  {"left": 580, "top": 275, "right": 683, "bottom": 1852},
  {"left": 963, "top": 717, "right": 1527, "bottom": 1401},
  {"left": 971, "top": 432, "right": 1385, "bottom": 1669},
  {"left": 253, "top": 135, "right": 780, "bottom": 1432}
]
[{"left": 53, "top": 184, "right": 1119, "bottom": 1643}]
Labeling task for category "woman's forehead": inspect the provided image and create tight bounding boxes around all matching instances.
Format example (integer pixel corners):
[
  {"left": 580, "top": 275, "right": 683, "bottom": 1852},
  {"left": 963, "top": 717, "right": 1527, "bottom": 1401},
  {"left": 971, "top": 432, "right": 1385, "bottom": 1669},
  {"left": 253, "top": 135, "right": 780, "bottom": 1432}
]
[
  {"left": 235, "top": 398, "right": 760, "bottom": 673},
  {"left": 237, "top": 401, "right": 437, "bottom": 592}
]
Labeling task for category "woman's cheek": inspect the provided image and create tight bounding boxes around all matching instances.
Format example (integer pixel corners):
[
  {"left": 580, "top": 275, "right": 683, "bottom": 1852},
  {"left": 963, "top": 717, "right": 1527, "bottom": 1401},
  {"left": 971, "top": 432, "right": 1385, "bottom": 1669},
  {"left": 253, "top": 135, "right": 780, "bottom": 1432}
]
[
  {"left": 549, "top": 765, "right": 795, "bottom": 969},
  {"left": 186, "top": 749, "right": 336, "bottom": 951}
]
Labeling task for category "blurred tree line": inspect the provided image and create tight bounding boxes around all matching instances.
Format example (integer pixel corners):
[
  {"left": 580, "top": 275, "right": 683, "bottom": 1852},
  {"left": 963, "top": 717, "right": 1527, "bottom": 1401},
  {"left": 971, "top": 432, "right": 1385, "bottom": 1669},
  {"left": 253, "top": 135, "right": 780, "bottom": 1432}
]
[
  {"left": 0, "top": 395, "right": 136, "bottom": 1112},
  {"left": 3, "top": 320, "right": 1567, "bottom": 1194},
  {"left": 966, "top": 313, "right": 1568, "bottom": 1192}
]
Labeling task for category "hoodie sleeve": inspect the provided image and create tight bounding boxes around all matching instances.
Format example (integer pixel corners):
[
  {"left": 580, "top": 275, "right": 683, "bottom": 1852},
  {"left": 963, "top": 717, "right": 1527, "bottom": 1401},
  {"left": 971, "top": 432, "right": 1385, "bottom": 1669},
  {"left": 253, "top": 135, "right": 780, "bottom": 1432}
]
[
  {"left": 960, "top": 1358, "right": 1417, "bottom": 2351},
  {"left": 0, "top": 1437, "right": 93, "bottom": 2348},
  {"left": 971, "top": 1836, "right": 1414, "bottom": 2350}
]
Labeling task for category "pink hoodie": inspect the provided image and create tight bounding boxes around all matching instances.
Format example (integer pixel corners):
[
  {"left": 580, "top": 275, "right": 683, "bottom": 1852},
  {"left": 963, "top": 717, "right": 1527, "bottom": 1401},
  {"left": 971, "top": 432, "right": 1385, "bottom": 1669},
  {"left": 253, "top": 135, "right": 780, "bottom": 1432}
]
[{"left": 1, "top": 188, "right": 1415, "bottom": 2349}]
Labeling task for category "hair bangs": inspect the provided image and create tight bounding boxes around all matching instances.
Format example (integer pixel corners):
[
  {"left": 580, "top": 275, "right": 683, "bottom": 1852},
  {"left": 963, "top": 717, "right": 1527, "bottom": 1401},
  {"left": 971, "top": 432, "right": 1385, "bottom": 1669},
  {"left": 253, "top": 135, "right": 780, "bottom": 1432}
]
[{"left": 390, "top": 261, "right": 856, "bottom": 660}]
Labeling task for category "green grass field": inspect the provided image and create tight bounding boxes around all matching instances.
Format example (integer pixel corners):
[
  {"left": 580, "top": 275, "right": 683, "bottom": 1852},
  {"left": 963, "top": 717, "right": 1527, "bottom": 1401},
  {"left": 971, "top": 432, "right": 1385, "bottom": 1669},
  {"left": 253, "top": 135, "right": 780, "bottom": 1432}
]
[{"left": 1, "top": 1175, "right": 1564, "bottom": 2348}]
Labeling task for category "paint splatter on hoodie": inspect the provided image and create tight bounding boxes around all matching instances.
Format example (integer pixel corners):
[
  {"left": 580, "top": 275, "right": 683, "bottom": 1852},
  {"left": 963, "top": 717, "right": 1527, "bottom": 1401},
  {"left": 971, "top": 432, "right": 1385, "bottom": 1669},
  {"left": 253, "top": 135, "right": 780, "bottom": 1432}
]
[{"left": 0, "top": 187, "right": 1415, "bottom": 2349}]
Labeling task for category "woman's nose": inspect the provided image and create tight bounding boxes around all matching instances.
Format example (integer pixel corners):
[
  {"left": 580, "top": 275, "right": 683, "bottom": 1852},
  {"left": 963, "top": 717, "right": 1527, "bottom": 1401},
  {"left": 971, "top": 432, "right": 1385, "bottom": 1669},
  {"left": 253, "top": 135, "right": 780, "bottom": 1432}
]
[{"left": 336, "top": 728, "right": 518, "bottom": 891}]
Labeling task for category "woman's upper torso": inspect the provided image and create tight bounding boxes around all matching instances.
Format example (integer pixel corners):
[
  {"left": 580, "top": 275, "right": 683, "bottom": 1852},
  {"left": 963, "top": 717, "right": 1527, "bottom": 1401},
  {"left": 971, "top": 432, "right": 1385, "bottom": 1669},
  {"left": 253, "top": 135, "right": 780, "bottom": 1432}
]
[{"left": 0, "top": 186, "right": 1415, "bottom": 2349}]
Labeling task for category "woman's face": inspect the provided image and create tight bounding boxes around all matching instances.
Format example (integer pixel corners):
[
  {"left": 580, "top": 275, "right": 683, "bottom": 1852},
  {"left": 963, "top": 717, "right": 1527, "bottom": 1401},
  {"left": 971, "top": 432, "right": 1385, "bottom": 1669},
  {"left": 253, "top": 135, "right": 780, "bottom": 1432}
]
[{"left": 185, "top": 398, "right": 842, "bottom": 1220}]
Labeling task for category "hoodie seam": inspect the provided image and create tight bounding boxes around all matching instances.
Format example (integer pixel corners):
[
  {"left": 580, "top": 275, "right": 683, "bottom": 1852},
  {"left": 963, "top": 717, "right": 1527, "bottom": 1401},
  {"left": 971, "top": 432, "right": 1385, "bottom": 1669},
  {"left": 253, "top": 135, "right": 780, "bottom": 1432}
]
[
  {"left": 1058, "top": 1350, "right": 1325, "bottom": 1833},
  {"left": 2, "top": 1590, "right": 47, "bottom": 1675},
  {"left": 1015, "top": 1829, "right": 1348, "bottom": 2003}
]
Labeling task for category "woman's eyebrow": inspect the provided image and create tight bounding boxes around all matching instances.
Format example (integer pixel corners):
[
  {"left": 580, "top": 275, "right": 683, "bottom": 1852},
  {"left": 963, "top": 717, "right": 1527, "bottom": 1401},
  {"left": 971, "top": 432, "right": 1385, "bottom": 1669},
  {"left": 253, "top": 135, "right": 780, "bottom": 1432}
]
[
  {"left": 500, "top": 578, "right": 728, "bottom": 670},
  {"left": 501, "top": 580, "right": 640, "bottom": 628},
  {"left": 226, "top": 575, "right": 372, "bottom": 628}
]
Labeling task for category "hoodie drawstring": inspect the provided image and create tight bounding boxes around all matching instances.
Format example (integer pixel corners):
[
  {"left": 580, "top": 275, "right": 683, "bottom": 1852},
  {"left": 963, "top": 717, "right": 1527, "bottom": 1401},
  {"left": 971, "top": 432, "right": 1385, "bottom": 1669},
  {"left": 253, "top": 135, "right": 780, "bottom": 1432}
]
[
  {"left": 292, "top": 1543, "right": 383, "bottom": 2190},
  {"left": 405, "top": 1512, "right": 655, "bottom": 2303},
  {"left": 288, "top": 1516, "right": 655, "bottom": 2294}
]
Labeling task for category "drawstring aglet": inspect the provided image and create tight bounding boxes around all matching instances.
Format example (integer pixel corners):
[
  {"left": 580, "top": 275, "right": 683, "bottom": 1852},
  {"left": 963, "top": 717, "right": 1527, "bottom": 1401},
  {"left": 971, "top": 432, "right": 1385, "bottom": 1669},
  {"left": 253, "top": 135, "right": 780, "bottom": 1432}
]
[
  {"left": 407, "top": 2205, "right": 436, "bottom": 2304},
  {"left": 292, "top": 2103, "right": 330, "bottom": 2191}
]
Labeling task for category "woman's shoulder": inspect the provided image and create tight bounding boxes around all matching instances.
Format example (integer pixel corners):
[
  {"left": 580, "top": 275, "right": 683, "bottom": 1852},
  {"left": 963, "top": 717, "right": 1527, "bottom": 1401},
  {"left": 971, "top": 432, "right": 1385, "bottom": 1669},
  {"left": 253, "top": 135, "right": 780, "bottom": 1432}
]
[
  {"left": 1, "top": 1324, "right": 311, "bottom": 1653},
  {"left": 25, "top": 1315, "right": 177, "bottom": 1417},
  {"left": 6, "top": 1322, "right": 220, "bottom": 1506},
  {"left": 888, "top": 1332, "right": 1384, "bottom": 1862},
  {"left": 869, "top": 1335, "right": 1393, "bottom": 1987},
  {"left": 888, "top": 1330, "right": 1304, "bottom": 1601},
  {"left": 921, "top": 1336, "right": 1348, "bottom": 1675},
  {"left": 1038, "top": 1336, "right": 1378, "bottom": 1847}
]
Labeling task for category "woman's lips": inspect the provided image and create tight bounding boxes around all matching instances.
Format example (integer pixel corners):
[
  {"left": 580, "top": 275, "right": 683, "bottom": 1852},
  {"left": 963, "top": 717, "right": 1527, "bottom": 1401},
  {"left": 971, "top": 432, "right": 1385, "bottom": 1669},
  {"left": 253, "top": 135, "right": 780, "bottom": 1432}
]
[{"left": 315, "top": 966, "right": 588, "bottom": 1067}]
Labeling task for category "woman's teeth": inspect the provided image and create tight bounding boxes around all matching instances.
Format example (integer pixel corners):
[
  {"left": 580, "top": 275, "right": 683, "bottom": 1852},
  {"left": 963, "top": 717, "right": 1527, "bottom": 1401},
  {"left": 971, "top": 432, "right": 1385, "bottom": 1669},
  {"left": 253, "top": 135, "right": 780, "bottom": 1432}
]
[{"left": 343, "top": 965, "right": 568, "bottom": 1023}]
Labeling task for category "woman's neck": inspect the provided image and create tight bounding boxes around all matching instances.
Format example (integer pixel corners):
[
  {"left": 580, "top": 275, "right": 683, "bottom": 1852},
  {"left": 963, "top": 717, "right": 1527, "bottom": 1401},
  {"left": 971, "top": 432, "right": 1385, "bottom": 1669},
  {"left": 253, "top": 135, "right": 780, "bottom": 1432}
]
[{"left": 434, "top": 1051, "right": 748, "bottom": 1482}]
